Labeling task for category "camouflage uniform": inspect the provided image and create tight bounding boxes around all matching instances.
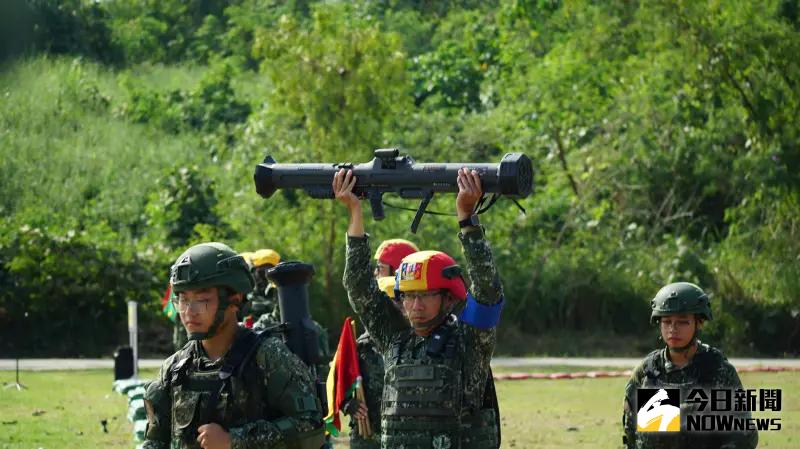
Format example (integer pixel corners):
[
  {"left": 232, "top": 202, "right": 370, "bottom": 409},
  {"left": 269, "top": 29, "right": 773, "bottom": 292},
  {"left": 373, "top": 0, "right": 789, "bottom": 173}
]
[
  {"left": 347, "top": 331, "right": 384, "bottom": 449},
  {"left": 251, "top": 294, "right": 280, "bottom": 329},
  {"left": 143, "top": 327, "right": 325, "bottom": 449},
  {"left": 247, "top": 287, "right": 277, "bottom": 324},
  {"left": 623, "top": 342, "right": 759, "bottom": 449},
  {"left": 343, "top": 228, "right": 502, "bottom": 449}
]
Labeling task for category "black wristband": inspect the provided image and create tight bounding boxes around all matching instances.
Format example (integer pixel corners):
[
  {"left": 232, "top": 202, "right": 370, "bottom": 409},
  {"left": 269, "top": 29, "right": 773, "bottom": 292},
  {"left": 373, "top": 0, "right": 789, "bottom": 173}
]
[{"left": 458, "top": 214, "right": 480, "bottom": 228}]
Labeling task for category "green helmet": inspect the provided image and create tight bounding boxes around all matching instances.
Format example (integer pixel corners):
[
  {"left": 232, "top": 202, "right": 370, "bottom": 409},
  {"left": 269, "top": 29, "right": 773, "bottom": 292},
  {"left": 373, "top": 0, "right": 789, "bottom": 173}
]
[
  {"left": 171, "top": 242, "right": 253, "bottom": 295},
  {"left": 170, "top": 242, "right": 254, "bottom": 340},
  {"left": 650, "top": 282, "right": 712, "bottom": 324}
]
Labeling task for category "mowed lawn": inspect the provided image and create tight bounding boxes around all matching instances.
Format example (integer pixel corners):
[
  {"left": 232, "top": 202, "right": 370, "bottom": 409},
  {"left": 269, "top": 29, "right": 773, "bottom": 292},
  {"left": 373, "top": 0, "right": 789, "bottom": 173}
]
[
  {"left": 1, "top": 369, "right": 796, "bottom": 448},
  {"left": 0, "top": 369, "right": 152, "bottom": 448},
  {"left": 496, "top": 371, "right": 797, "bottom": 449}
]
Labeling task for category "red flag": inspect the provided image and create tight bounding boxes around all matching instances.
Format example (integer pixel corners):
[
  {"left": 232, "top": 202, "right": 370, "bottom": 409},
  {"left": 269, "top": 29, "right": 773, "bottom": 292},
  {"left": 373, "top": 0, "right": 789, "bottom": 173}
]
[
  {"left": 161, "top": 283, "right": 178, "bottom": 323},
  {"left": 324, "top": 317, "right": 361, "bottom": 434},
  {"left": 161, "top": 283, "right": 172, "bottom": 308}
]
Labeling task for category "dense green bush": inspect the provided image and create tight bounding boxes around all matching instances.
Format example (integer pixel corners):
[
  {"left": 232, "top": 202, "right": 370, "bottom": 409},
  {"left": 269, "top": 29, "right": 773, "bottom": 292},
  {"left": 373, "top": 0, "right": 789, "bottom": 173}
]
[
  {"left": 118, "top": 61, "right": 251, "bottom": 132},
  {"left": 0, "top": 220, "right": 159, "bottom": 356},
  {"left": 107, "top": 0, "right": 229, "bottom": 64},
  {"left": 145, "top": 164, "right": 228, "bottom": 247},
  {"left": 408, "top": 9, "right": 500, "bottom": 111},
  {"left": 0, "top": 57, "right": 209, "bottom": 356}
]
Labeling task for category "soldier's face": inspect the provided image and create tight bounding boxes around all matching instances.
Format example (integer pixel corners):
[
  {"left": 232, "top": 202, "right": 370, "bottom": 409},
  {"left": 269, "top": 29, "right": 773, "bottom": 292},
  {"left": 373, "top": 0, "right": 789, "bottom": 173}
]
[
  {"left": 177, "top": 287, "right": 220, "bottom": 334},
  {"left": 400, "top": 289, "right": 443, "bottom": 325},
  {"left": 374, "top": 262, "right": 392, "bottom": 279},
  {"left": 659, "top": 313, "right": 700, "bottom": 348}
]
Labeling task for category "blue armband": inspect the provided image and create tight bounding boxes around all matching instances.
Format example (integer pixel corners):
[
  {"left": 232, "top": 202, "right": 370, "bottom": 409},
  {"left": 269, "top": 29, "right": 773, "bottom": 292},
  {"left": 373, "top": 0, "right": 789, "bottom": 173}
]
[{"left": 458, "top": 293, "right": 503, "bottom": 329}]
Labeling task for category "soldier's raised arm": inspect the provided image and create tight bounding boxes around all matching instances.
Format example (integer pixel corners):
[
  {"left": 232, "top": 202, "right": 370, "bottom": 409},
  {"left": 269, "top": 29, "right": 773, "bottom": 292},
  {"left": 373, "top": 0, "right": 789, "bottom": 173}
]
[
  {"left": 452, "top": 168, "right": 506, "bottom": 425},
  {"left": 456, "top": 168, "right": 504, "bottom": 309},
  {"left": 335, "top": 169, "right": 408, "bottom": 352}
]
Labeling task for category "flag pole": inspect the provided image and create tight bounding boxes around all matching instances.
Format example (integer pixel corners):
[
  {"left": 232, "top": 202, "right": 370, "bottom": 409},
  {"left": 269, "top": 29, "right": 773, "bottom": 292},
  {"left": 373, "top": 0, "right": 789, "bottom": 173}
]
[
  {"left": 350, "top": 320, "right": 372, "bottom": 437},
  {"left": 355, "top": 377, "right": 372, "bottom": 437}
]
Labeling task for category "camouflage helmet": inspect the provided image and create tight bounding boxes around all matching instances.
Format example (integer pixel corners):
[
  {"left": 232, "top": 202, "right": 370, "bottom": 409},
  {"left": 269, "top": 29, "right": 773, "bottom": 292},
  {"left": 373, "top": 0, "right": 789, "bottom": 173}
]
[
  {"left": 650, "top": 282, "right": 712, "bottom": 324},
  {"left": 170, "top": 242, "right": 254, "bottom": 295}
]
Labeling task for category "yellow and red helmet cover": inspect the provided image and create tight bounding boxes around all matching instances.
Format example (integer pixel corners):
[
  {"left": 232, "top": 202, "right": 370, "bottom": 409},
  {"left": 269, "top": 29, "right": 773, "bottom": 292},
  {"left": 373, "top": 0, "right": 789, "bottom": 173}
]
[
  {"left": 377, "top": 276, "right": 397, "bottom": 298},
  {"left": 395, "top": 250, "right": 467, "bottom": 301},
  {"left": 252, "top": 248, "right": 280, "bottom": 268},
  {"left": 374, "top": 239, "right": 419, "bottom": 271}
]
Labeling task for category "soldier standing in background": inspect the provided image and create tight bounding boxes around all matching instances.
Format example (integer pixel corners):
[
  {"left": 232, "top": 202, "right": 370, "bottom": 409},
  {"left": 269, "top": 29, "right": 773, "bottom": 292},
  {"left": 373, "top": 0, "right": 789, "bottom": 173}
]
[
  {"left": 622, "top": 282, "right": 759, "bottom": 449},
  {"left": 247, "top": 248, "right": 281, "bottom": 325},
  {"left": 250, "top": 249, "right": 333, "bottom": 393},
  {"left": 343, "top": 239, "right": 419, "bottom": 449}
]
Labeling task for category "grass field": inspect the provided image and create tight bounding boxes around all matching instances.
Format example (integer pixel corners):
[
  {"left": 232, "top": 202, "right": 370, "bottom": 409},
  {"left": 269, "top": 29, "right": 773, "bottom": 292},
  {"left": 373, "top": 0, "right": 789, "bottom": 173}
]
[{"left": 1, "top": 368, "right": 796, "bottom": 448}]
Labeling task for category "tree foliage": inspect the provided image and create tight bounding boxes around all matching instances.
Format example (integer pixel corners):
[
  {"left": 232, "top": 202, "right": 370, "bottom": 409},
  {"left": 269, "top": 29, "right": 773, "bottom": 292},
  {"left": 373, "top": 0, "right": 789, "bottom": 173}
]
[{"left": 1, "top": 0, "right": 798, "bottom": 356}]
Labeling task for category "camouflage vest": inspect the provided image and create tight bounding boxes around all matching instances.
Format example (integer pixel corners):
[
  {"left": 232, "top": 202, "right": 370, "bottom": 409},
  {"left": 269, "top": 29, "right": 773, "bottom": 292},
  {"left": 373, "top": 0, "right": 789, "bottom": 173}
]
[
  {"left": 166, "top": 335, "right": 274, "bottom": 448},
  {"left": 634, "top": 346, "right": 731, "bottom": 449},
  {"left": 381, "top": 320, "right": 499, "bottom": 449},
  {"left": 641, "top": 346, "right": 721, "bottom": 388}
]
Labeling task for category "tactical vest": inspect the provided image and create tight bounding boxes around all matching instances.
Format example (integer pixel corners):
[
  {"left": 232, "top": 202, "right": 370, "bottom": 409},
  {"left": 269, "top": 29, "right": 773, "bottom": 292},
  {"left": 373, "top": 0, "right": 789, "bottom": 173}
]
[
  {"left": 166, "top": 331, "right": 324, "bottom": 449},
  {"left": 641, "top": 347, "right": 721, "bottom": 388},
  {"left": 167, "top": 335, "right": 276, "bottom": 446},
  {"left": 635, "top": 347, "right": 730, "bottom": 449},
  {"left": 381, "top": 321, "right": 499, "bottom": 449}
]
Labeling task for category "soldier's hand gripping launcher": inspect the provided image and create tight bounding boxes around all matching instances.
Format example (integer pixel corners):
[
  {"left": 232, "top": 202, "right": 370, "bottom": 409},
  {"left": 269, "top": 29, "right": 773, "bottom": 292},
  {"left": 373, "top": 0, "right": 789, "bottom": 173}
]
[{"left": 254, "top": 149, "right": 533, "bottom": 233}]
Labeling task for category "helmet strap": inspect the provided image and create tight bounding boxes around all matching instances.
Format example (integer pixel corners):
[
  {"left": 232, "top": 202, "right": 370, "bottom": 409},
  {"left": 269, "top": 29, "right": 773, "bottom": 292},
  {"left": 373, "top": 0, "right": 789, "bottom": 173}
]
[{"left": 187, "top": 289, "right": 234, "bottom": 341}]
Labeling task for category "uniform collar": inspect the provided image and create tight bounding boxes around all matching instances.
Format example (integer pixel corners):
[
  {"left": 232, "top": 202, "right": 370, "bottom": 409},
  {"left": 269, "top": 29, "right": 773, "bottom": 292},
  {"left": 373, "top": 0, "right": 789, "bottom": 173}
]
[{"left": 191, "top": 327, "right": 244, "bottom": 369}]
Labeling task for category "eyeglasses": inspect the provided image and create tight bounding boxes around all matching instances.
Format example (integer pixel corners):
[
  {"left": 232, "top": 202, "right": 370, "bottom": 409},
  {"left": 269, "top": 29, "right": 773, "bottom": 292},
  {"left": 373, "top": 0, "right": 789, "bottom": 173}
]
[
  {"left": 399, "top": 291, "right": 441, "bottom": 303},
  {"left": 174, "top": 298, "right": 211, "bottom": 313}
]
